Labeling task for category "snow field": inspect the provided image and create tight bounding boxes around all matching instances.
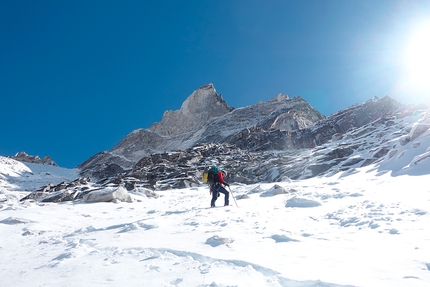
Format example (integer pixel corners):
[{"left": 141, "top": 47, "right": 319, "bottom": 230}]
[{"left": 1, "top": 165, "right": 430, "bottom": 287}]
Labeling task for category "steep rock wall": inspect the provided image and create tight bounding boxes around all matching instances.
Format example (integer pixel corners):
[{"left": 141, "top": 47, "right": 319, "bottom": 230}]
[{"left": 149, "top": 83, "right": 233, "bottom": 136}]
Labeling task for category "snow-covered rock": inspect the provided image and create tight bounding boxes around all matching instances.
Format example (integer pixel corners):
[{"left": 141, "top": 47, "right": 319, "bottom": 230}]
[
  {"left": 83, "top": 186, "right": 132, "bottom": 203},
  {"left": 0, "top": 156, "right": 32, "bottom": 178},
  {"left": 12, "top": 151, "right": 58, "bottom": 166}
]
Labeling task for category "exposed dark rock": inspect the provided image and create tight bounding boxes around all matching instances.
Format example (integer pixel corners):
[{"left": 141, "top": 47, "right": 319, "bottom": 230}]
[
  {"left": 322, "top": 147, "right": 354, "bottom": 162},
  {"left": 306, "top": 163, "right": 335, "bottom": 178},
  {"left": 40, "top": 190, "right": 79, "bottom": 203},
  {"left": 20, "top": 178, "right": 92, "bottom": 203},
  {"left": 373, "top": 147, "right": 390, "bottom": 159},
  {"left": 341, "top": 157, "right": 364, "bottom": 167},
  {"left": 92, "top": 163, "right": 124, "bottom": 179},
  {"left": 290, "top": 96, "right": 401, "bottom": 149},
  {"left": 11, "top": 152, "right": 58, "bottom": 166}
]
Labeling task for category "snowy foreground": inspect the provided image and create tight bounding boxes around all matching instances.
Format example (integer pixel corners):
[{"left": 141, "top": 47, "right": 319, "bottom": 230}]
[{"left": 1, "top": 157, "right": 430, "bottom": 287}]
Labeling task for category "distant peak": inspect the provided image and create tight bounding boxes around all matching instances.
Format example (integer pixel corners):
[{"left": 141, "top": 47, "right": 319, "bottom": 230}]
[
  {"left": 270, "top": 93, "right": 290, "bottom": 102},
  {"left": 149, "top": 83, "right": 233, "bottom": 136},
  {"left": 12, "top": 151, "right": 58, "bottom": 166},
  {"left": 198, "top": 83, "right": 215, "bottom": 91}
]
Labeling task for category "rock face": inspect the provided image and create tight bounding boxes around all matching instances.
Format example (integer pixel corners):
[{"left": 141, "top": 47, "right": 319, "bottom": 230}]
[
  {"left": 224, "top": 96, "right": 401, "bottom": 152},
  {"left": 149, "top": 83, "right": 233, "bottom": 136},
  {"left": 12, "top": 152, "right": 57, "bottom": 166},
  {"left": 292, "top": 96, "right": 402, "bottom": 148},
  {"left": 196, "top": 94, "right": 324, "bottom": 149},
  {"left": 20, "top": 178, "right": 92, "bottom": 203}
]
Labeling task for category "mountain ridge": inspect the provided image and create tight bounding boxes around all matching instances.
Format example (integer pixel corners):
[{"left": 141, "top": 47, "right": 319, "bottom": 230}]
[
  {"left": 70, "top": 84, "right": 420, "bottom": 192},
  {"left": 2, "top": 84, "right": 429, "bottom": 199},
  {"left": 77, "top": 84, "right": 325, "bottom": 174}
]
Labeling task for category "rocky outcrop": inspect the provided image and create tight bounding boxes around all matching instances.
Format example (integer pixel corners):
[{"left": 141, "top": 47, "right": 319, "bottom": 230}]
[
  {"left": 19, "top": 176, "right": 159, "bottom": 203},
  {"left": 12, "top": 152, "right": 58, "bottom": 166},
  {"left": 201, "top": 96, "right": 400, "bottom": 154},
  {"left": 20, "top": 178, "right": 92, "bottom": 202},
  {"left": 149, "top": 83, "right": 233, "bottom": 136},
  {"left": 197, "top": 95, "right": 324, "bottom": 148},
  {"left": 239, "top": 95, "right": 401, "bottom": 151},
  {"left": 290, "top": 96, "right": 402, "bottom": 149},
  {"left": 77, "top": 129, "right": 166, "bottom": 172}
]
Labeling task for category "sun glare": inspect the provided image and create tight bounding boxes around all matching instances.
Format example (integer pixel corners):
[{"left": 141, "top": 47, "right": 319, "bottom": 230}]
[{"left": 405, "top": 23, "right": 430, "bottom": 90}]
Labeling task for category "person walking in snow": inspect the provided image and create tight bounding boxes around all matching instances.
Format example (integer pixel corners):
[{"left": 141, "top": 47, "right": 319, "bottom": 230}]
[{"left": 209, "top": 166, "right": 230, "bottom": 207}]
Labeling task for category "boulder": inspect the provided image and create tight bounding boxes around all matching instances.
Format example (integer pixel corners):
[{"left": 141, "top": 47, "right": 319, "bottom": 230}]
[
  {"left": 83, "top": 186, "right": 132, "bottom": 203},
  {"left": 410, "top": 123, "right": 430, "bottom": 142},
  {"left": 260, "top": 184, "right": 290, "bottom": 197}
]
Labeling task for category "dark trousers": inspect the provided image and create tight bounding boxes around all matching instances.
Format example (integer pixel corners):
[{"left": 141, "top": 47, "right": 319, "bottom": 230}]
[{"left": 210, "top": 185, "right": 229, "bottom": 207}]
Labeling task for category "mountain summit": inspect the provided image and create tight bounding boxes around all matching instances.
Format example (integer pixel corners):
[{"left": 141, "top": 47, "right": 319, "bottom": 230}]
[{"left": 149, "top": 83, "right": 233, "bottom": 136}]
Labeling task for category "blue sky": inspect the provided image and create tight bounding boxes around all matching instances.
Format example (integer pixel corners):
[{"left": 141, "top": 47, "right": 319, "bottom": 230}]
[{"left": 1, "top": 0, "right": 430, "bottom": 168}]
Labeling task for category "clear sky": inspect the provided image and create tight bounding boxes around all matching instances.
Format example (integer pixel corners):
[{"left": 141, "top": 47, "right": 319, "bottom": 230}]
[{"left": 1, "top": 0, "right": 430, "bottom": 168}]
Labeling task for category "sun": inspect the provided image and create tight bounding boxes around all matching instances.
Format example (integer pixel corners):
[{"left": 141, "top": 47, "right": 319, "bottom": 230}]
[{"left": 405, "top": 23, "right": 430, "bottom": 90}]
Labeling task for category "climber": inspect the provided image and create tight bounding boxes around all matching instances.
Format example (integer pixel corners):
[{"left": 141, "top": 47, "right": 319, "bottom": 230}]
[{"left": 208, "top": 165, "right": 230, "bottom": 207}]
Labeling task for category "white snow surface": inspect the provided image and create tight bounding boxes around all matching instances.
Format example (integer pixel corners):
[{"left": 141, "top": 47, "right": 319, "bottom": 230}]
[
  {"left": 0, "top": 157, "right": 79, "bottom": 194},
  {"left": 1, "top": 163, "right": 430, "bottom": 286},
  {"left": 1, "top": 112, "right": 430, "bottom": 286}
]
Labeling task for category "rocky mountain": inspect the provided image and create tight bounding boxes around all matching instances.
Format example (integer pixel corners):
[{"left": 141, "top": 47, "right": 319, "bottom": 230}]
[
  {"left": 93, "top": 98, "right": 426, "bottom": 191},
  {"left": 12, "top": 84, "right": 430, "bottom": 202},
  {"left": 78, "top": 83, "right": 325, "bottom": 176},
  {"left": 10, "top": 152, "right": 57, "bottom": 166},
  {"left": 76, "top": 85, "right": 407, "bottom": 185}
]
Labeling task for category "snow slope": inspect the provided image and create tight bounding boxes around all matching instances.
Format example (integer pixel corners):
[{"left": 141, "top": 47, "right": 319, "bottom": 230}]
[
  {"left": 1, "top": 154, "right": 430, "bottom": 286},
  {"left": 0, "top": 156, "right": 79, "bottom": 201}
]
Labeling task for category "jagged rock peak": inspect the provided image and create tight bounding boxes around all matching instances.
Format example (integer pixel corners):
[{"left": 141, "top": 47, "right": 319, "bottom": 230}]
[
  {"left": 149, "top": 83, "right": 233, "bottom": 136},
  {"left": 12, "top": 151, "right": 58, "bottom": 166},
  {"left": 271, "top": 93, "right": 289, "bottom": 101}
]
